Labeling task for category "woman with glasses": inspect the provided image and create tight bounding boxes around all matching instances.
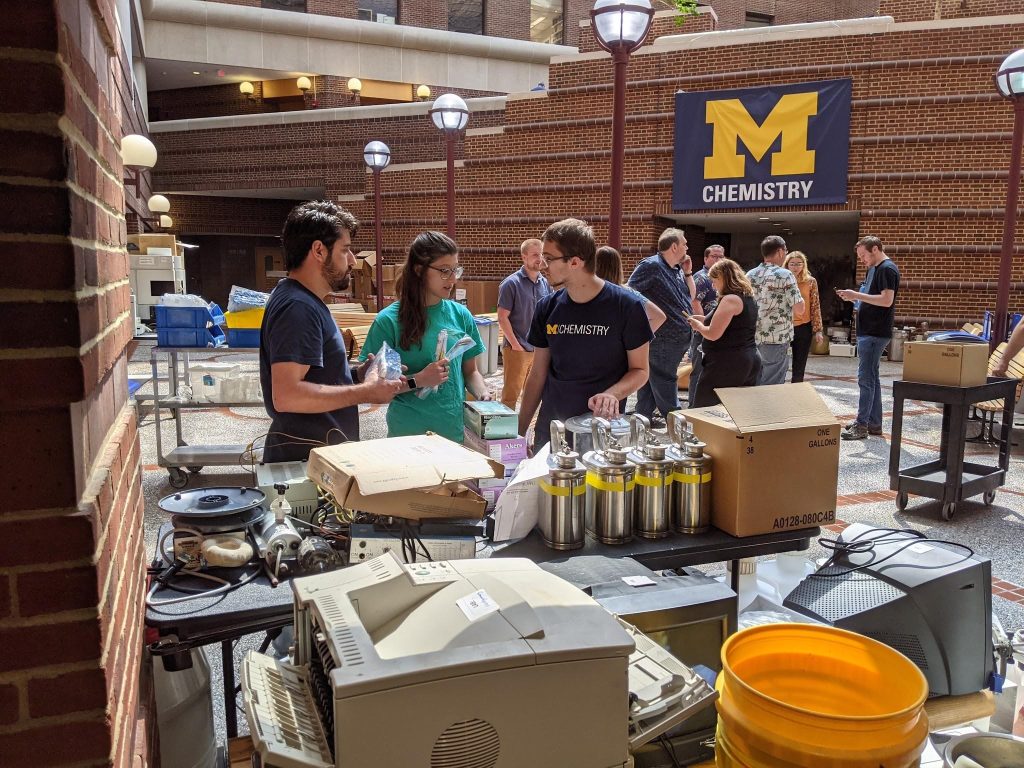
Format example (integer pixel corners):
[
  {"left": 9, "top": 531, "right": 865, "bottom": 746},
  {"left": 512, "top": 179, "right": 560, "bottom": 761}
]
[
  {"left": 360, "top": 231, "right": 491, "bottom": 443},
  {"left": 686, "top": 258, "right": 761, "bottom": 408}
]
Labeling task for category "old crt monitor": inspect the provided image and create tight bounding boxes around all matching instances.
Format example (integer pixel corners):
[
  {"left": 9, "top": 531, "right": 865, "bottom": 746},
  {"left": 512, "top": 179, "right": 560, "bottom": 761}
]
[
  {"left": 242, "top": 552, "right": 715, "bottom": 768},
  {"left": 784, "top": 523, "right": 992, "bottom": 696}
]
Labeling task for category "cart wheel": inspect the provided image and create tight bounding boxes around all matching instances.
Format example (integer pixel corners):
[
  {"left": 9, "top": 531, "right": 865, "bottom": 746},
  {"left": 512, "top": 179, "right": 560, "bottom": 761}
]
[
  {"left": 896, "top": 491, "right": 908, "bottom": 511},
  {"left": 941, "top": 502, "right": 956, "bottom": 521},
  {"left": 187, "top": 465, "right": 204, "bottom": 474},
  {"left": 168, "top": 467, "right": 189, "bottom": 489},
  {"left": 983, "top": 490, "right": 996, "bottom": 506}
]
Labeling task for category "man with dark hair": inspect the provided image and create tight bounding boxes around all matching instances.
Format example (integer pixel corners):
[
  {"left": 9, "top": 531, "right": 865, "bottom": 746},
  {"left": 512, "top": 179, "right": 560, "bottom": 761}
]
[
  {"left": 747, "top": 235, "right": 803, "bottom": 385},
  {"left": 259, "top": 200, "right": 405, "bottom": 462},
  {"left": 687, "top": 244, "right": 724, "bottom": 407},
  {"left": 518, "top": 218, "right": 652, "bottom": 449},
  {"left": 837, "top": 235, "right": 900, "bottom": 440},
  {"left": 627, "top": 227, "right": 696, "bottom": 424}
]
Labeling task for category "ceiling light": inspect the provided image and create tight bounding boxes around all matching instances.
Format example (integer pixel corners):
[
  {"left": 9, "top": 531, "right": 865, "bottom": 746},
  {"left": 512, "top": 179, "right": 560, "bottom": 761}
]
[
  {"left": 758, "top": 216, "right": 771, "bottom": 221},
  {"left": 240, "top": 81, "right": 255, "bottom": 96},
  {"left": 192, "top": 71, "right": 201, "bottom": 76},
  {"left": 296, "top": 76, "right": 312, "bottom": 92}
]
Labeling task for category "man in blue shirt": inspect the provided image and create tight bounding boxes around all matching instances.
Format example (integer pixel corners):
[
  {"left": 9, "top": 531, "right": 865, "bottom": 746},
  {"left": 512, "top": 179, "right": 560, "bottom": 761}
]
[
  {"left": 687, "top": 244, "right": 724, "bottom": 407},
  {"left": 497, "top": 238, "right": 550, "bottom": 409},
  {"left": 627, "top": 228, "right": 696, "bottom": 424},
  {"left": 518, "top": 219, "right": 652, "bottom": 450},
  {"left": 259, "top": 201, "right": 405, "bottom": 462}
]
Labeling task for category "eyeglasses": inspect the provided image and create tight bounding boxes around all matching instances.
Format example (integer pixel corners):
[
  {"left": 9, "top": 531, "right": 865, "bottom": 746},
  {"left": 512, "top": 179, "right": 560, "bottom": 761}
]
[{"left": 428, "top": 264, "right": 464, "bottom": 280}]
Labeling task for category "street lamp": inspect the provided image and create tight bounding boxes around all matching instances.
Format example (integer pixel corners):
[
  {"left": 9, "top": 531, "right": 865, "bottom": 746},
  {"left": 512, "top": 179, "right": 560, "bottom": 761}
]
[
  {"left": 590, "top": 0, "right": 654, "bottom": 250},
  {"left": 993, "top": 48, "right": 1024, "bottom": 351},
  {"left": 429, "top": 93, "right": 469, "bottom": 236},
  {"left": 363, "top": 141, "right": 392, "bottom": 311}
]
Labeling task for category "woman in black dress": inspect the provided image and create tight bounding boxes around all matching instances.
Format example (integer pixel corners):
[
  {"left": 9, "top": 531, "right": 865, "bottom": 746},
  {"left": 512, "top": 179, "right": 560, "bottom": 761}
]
[{"left": 687, "top": 258, "right": 761, "bottom": 408}]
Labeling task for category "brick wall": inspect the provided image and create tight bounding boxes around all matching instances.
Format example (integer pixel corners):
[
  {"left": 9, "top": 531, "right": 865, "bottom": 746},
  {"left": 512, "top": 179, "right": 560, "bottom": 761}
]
[
  {"left": 486, "top": 0, "right": 531, "bottom": 39},
  {"left": 0, "top": 1, "right": 153, "bottom": 766},
  {"left": 879, "top": 0, "right": 1021, "bottom": 23}
]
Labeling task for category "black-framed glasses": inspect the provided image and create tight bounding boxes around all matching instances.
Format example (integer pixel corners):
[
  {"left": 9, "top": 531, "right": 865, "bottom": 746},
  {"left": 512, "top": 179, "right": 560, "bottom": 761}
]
[{"left": 428, "top": 264, "right": 464, "bottom": 280}]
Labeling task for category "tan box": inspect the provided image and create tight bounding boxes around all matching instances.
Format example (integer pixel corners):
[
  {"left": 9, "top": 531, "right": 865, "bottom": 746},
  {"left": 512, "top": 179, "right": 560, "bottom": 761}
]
[
  {"left": 459, "top": 280, "right": 500, "bottom": 315},
  {"left": 306, "top": 434, "right": 503, "bottom": 521},
  {"left": 902, "top": 342, "right": 989, "bottom": 387},
  {"left": 685, "top": 383, "right": 840, "bottom": 537}
]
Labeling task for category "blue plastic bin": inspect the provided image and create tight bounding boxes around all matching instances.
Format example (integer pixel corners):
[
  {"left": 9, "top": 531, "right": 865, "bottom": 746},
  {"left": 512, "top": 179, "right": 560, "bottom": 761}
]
[
  {"left": 981, "top": 311, "right": 1023, "bottom": 342},
  {"left": 157, "top": 326, "right": 226, "bottom": 348},
  {"left": 156, "top": 303, "right": 225, "bottom": 330},
  {"left": 227, "top": 328, "right": 260, "bottom": 348}
]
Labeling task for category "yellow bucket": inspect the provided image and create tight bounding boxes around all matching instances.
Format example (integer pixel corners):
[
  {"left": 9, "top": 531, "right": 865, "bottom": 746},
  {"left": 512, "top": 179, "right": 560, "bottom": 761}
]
[
  {"left": 715, "top": 624, "right": 929, "bottom": 768},
  {"left": 224, "top": 308, "right": 265, "bottom": 329}
]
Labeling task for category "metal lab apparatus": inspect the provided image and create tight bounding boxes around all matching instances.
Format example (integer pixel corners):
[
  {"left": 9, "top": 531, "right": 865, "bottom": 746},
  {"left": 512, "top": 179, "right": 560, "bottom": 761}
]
[
  {"left": 565, "top": 413, "right": 632, "bottom": 455},
  {"left": 538, "top": 421, "right": 586, "bottom": 550},
  {"left": 582, "top": 417, "right": 636, "bottom": 544},
  {"left": 667, "top": 412, "right": 712, "bottom": 534},
  {"left": 627, "top": 415, "right": 675, "bottom": 539}
]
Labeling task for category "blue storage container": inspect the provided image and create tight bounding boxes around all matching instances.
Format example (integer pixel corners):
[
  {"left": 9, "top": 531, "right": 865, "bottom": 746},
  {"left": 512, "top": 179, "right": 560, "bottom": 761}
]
[
  {"left": 227, "top": 328, "right": 260, "bottom": 348},
  {"left": 982, "top": 310, "right": 1023, "bottom": 342},
  {"left": 157, "top": 325, "right": 226, "bottom": 348},
  {"left": 156, "top": 303, "right": 225, "bottom": 330}
]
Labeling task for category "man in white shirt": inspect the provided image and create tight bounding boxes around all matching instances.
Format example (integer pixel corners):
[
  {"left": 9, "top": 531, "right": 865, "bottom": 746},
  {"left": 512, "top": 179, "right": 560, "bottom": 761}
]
[{"left": 746, "top": 235, "right": 804, "bottom": 386}]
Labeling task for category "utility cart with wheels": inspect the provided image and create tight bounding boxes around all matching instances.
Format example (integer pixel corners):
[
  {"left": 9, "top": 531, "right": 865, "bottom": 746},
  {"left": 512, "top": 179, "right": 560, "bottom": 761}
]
[
  {"left": 888, "top": 376, "right": 1017, "bottom": 520},
  {"left": 150, "top": 346, "right": 263, "bottom": 488}
]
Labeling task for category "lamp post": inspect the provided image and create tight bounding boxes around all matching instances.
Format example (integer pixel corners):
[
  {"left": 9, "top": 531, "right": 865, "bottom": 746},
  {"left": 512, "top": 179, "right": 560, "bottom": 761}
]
[
  {"left": 363, "top": 141, "right": 392, "bottom": 311},
  {"left": 429, "top": 93, "right": 469, "bottom": 237},
  {"left": 590, "top": 0, "right": 654, "bottom": 250},
  {"left": 993, "top": 49, "right": 1024, "bottom": 351}
]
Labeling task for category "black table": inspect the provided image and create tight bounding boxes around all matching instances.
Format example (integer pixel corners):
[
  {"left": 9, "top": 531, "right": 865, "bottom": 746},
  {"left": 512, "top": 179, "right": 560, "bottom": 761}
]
[
  {"left": 493, "top": 526, "right": 820, "bottom": 593},
  {"left": 888, "top": 377, "right": 1016, "bottom": 521}
]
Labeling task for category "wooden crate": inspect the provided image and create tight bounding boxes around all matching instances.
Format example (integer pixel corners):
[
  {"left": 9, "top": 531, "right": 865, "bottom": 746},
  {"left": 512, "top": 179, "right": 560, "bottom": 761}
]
[{"left": 228, "top": 737, "right": 254, "bottom": 768}]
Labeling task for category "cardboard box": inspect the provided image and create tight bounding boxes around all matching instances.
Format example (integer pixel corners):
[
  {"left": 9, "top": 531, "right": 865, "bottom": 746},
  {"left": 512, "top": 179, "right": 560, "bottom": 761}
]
[
  {"left": 686, "top": 383, "right": 840, "bottom": 537},
  {"left": 459, "top": 280, "right": 500, "bottom": 315},
  {"left": 829, "top": 343, "right": 856, "bottom": 357},
  {"left": 307, "top": 434, "right": 503, "bottom": 521},
  {"left": 902, "top": 342, "right": 989, "bottom": 387},
  {"left": 464, "top": 401, "right": 519, "bottom": 439},
  {"left": 463, "top": 428, "right": 529, "bottom": 465}
]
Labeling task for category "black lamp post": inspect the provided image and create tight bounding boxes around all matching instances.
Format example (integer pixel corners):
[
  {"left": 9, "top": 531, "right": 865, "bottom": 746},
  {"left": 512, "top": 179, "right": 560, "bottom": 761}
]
[
  {"left": 993, "top": 49, "right": 1024, "bottom": 351},
  {"left": 363, "top": 140, "right": 391, "bottom": 311},
  {"left": 590, "top": 0, "right": 654, "bottom": 251},
  {"left": 429, "top": 93, "right": 470, "bottom": 237}
]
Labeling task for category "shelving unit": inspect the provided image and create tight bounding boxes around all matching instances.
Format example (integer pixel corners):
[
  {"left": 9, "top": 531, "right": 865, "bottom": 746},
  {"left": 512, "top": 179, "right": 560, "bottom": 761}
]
[{"left": 149, "top": 346, "right": 263, "bottom": 488}]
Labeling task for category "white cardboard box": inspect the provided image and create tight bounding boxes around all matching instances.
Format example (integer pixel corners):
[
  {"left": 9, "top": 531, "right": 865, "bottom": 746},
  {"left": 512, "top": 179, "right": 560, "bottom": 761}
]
[{"left": 829, "top": 343, "right": 856, "bottom": 357}]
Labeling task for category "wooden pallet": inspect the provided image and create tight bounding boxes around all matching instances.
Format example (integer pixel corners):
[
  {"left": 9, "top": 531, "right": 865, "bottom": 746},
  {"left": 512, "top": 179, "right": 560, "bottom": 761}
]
[{"left": 228, "top": 737, "right": 254, "bottom": 768}]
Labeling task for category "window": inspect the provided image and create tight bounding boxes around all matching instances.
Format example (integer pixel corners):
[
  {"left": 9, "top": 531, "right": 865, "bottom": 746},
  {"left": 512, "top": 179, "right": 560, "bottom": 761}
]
[
  {"left": 530, "top": 0, "right": 563, "bottom": 45},
  {"left": 262, "top": 0, "right": 307, "bottom": 11},
  {"left": 744, "top": 12, "right": 773, "bottom": 28},
  {"left": 357, "top": 0, "right": 398, "bottom": 24},
  {"left": 449, "top": 0, "right": 483, "bottom": 35}
]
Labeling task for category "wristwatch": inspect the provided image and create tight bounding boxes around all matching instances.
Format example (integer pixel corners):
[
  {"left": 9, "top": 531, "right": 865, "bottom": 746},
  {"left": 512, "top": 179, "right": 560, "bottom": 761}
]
[
  {"left": 406, "top": 376, "right": 417, "bottom": 390},
  {"left": 684, "top": 272, "right": 692, "bottom": 277}
]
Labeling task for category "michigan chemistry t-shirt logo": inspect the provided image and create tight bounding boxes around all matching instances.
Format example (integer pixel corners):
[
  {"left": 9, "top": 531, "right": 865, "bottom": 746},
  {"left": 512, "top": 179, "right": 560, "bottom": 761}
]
[
  {"left": 672, "top": 79, "right": 852, "bottom": 211},
  {"left": 546, "top": 323, "right": 610, "bottom": 336}
]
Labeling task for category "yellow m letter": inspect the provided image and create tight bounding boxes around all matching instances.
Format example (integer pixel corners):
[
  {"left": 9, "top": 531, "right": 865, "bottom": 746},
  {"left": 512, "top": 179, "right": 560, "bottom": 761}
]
[
  {"left": 704, "top": 92, "right": 818, "bottom": 179},
  {"left": 546, "top": 324, "right": 559, "bottom": 335}
]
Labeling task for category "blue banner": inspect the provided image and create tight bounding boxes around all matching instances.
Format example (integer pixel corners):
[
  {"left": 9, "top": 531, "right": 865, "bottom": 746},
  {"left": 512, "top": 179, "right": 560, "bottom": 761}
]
[{"left": 672, "top": 78, "right": 852, "bottom": 211}]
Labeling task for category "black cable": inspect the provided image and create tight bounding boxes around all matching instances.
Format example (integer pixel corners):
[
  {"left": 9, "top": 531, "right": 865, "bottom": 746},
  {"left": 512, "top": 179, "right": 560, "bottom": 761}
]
[
  {"left": 658, "top": 734, "right": 682, "bottom": 768},
  {"left": 811, "top": 526, "right": 975, "bottom": 579}
]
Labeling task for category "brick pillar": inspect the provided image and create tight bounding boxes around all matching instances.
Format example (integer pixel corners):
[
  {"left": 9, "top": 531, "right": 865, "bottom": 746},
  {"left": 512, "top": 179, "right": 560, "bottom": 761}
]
[
  {"left": 401, "top": 0, "right": 448, "bottom": 30},
  {"left": 0, "top": 2, "right": 152, "bottom": 767}
]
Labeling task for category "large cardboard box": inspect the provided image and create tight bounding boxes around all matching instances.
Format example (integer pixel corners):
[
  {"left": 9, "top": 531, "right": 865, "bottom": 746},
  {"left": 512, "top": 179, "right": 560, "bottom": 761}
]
[
  {"left": 459, "top": 280, "right": 500, "bottom": 315},
  {"left": 685, "top": 383, "right": 840, "bottom": 537},
  {"left": 902, "top": 342, "right": 988, "bottom": 387},
  {"left": 307, "top": 434, "right": 503, "bottom": 520}
]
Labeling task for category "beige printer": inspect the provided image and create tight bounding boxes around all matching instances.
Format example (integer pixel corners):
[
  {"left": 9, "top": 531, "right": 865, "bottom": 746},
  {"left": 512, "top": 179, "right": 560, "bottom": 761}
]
[{"left": 242, "top": 552, "right": 715, "bottom": 768}]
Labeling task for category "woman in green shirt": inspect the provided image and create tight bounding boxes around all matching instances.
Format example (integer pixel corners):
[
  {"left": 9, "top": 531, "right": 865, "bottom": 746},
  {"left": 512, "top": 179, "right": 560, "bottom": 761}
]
[{"left": 360, "top": 231, "right": 492, "bottom": 443}]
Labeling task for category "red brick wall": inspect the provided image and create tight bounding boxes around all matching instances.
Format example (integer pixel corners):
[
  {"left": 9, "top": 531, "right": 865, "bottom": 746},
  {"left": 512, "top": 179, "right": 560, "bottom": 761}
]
[
  {"left": 0, "top": 1, "right": 152, "bottom": 766},
  {"left": 486, "top": 0, "right": 531, "bottom": 39},
  {"left": 879, "top": 0, "right": 1021, "bottom": 23}
]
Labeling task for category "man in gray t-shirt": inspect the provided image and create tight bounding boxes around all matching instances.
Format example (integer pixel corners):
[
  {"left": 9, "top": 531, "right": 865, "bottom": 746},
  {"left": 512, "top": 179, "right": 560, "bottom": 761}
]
[{"left": 497, "top": 239, "right": 550, "bottom": 409}]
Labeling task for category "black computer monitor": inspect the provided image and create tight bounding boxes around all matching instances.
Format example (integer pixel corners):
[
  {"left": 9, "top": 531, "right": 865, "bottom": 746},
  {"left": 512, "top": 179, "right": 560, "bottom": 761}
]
[{"left": 784, "top": 523, "right": 992, "bottom": 697}]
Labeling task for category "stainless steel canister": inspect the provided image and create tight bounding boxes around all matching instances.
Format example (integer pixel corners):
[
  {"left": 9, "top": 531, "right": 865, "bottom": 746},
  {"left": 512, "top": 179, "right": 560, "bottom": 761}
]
[
  {"left": 666, "top": 411, "right": 712, "bottom": 534},
  {"left": 564, "top": 413, "right": 632, "bottom": 455},
  {"left": 538, "top": 421, "right": 586, "bottom": 550},
  {"left": 582, "top": 417, "right": 636, "bottom": 544},
  {"left": 627, "top": 414, "right": 676, "bottom": 539}
]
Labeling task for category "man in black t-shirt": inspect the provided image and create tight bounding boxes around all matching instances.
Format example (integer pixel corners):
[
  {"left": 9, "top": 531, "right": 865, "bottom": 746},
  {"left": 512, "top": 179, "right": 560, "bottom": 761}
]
[
  {"left": 517, "top": 218, "right": 653, "bottom": 450},
  {"left": 259, "top": 201, "right": 405, "bottom": 462},
  {"left": 836, "top": 235, "right": 900, "bottom": 441}
]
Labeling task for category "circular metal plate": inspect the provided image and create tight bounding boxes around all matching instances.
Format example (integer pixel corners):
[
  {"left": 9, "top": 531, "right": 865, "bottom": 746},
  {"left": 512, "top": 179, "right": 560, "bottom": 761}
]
[
  {"left": 158, "top": 486, "right": 266, "bottom": 517},
  {"left": 170, "top": 505, "right": 266, "bottom": 533},
  {"left": 564, "top": 414, "right": 631, "bottom": 434}
]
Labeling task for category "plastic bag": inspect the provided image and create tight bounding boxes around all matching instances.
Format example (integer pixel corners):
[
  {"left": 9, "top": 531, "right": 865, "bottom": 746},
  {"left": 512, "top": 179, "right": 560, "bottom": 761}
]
[
  {"left": 160, "top": 293, "right": 208, "bottom": 307},
  {"left": 416, "top": 331, "right": 476, "bottom": 399},
  {"left": 371, "top": 342, "right": 403, "bottom": 381},
  {"left": 227, "top": 285, "right": 270, "bottom": 313}
]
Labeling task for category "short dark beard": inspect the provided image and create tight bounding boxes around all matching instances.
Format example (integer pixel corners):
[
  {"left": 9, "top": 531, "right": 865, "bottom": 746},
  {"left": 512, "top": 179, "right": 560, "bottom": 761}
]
[{"left": 322, "top": 253, "right": 350, "bottom": 292}]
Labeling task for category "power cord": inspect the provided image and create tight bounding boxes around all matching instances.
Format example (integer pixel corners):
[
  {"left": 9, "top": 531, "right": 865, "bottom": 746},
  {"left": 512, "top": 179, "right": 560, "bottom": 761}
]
[{"left": 811, "top": 526, "right": 975, "bottom": 579}]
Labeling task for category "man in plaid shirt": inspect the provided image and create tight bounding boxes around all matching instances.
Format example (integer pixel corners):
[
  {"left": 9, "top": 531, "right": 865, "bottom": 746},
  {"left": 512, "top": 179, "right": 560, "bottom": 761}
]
[{"left": 746, "top": 235, "right": 804, "bottom": 386}]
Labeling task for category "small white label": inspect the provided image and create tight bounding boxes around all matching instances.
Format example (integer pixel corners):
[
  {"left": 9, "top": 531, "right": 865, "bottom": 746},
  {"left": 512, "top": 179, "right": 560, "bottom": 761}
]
[
  {"left": 622, "top": 575, "right": 656, "bottom": 587},
  {"left": 908, "top": 543, "right": 932, "bottom": 554},
  {"left": 456, "top": 589, "right": 500, "bottom": 621}
]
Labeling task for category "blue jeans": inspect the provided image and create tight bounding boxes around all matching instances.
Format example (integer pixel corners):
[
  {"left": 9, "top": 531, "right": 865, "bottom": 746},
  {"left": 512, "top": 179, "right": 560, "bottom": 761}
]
[
  {"left": 637, "top": 335, "right": 689, "bottom": 418},
  {"left": 757, "top": 343, "right": 789, "bottom": 385},
  {"left": 856, "top": 335, "right": 889, "bottom": 429}
]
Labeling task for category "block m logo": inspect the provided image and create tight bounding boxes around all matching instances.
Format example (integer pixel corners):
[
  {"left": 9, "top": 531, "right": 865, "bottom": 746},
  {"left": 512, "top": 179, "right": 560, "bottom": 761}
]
[
  {"left": 546, "top": 323, "right": 559, "bottom": 335},
  {"left": 704, "top": 92, "right": 818, "bottom": 180}
]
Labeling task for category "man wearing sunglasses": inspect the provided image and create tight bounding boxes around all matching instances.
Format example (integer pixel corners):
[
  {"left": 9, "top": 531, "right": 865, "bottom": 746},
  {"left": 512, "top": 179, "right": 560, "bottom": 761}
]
[{"left": 518, "top": 219, "right": 652, "bottom": 450}]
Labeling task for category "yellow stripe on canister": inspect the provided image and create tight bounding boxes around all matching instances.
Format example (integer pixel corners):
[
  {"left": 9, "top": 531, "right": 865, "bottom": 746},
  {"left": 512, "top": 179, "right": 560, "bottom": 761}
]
[
  {"left": 586, "top": 471, "right": 636, "bottom": 492},
  {"left": 635, "top": 473, "right": 673, "bottom": 488},
  {"left": 538, "top": 479, "right": 586, "bottom": 497},
  {"left": 674, "top": 471, "right": 713, "bottom": 484}
]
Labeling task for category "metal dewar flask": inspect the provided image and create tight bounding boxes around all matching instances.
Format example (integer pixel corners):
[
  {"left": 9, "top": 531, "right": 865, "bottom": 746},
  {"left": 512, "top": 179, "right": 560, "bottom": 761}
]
[
  {"left": 627, "top": 414, "right": 676, "bottom": 539},
  {"left": 667, "top": 412, "right": 712, "bottom": 534},
  {"left": 538, "top": 420, "right": 587, "bottom": 550},
  {"left": 582, "top": 417, "right": 636, "bottom": 544}
]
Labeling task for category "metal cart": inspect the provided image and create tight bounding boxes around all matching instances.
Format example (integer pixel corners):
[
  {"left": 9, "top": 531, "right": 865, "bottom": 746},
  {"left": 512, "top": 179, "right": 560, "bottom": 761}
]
[
  {"left": 150, "top": 346, "right": 263, "bottom": 488},
  {"left": 888, "top": 376, "right": 1017, "bottom": 520}
]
